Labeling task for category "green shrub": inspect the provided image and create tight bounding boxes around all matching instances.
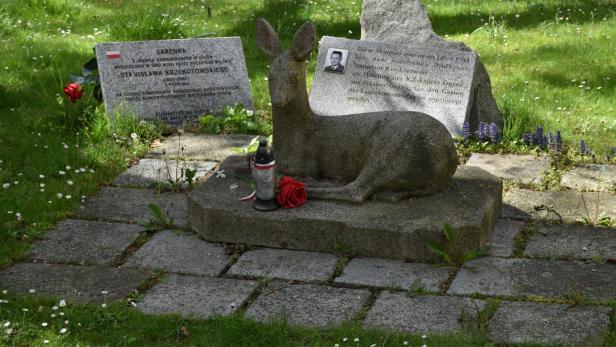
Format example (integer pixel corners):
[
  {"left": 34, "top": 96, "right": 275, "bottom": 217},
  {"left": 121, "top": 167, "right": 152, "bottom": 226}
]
[{"left": 199, "top": 105, "right": 271, "bottom": 135}]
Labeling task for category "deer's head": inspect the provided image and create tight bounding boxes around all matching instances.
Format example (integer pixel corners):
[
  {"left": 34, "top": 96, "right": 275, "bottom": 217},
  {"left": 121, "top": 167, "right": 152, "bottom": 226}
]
[{"left": 256, "top": 19, "right": 316, "bottom": 107}]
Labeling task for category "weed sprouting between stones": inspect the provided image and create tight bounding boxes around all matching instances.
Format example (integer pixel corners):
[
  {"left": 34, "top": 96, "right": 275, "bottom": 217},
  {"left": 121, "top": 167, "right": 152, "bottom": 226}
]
[{"left": 426, "top": 223, "right": 489, "bottom": 268}]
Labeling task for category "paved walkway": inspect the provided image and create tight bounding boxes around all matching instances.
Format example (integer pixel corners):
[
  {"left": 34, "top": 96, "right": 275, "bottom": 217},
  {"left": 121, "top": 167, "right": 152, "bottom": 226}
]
[{"left": 2, "top": 135, "right": 615, "bottom": 345}]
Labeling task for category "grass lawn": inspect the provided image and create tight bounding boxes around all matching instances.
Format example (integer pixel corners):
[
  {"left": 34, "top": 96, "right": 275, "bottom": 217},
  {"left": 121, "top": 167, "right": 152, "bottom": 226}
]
[{"left": 0, "top": 0, "right": 615, "bottom": 345}]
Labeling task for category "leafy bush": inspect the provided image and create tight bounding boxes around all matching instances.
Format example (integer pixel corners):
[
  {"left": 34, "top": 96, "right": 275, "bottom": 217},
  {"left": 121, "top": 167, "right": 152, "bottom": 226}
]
[{"left": 199, "top": 105, "right": 271, "bottom": 135}]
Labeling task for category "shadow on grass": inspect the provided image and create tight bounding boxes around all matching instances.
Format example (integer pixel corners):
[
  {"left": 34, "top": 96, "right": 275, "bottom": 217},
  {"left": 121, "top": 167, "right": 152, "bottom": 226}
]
[{"left": 429, "top": 0, "right": 616, "bottom": 36}]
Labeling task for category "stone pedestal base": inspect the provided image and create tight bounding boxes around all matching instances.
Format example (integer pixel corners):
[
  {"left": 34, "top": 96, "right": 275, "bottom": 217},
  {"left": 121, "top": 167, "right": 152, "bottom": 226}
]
[{"left": 188, "top": 157, "right": 502, "bottom": 261}]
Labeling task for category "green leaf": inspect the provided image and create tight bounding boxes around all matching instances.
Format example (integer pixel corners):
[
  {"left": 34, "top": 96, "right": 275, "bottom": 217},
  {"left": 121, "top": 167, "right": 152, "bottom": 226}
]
[
  {"left": 426, "top": 240, "right": 447, "bottom": 258},
  {"left": 148, "top": 203, "right": 163, "bottom": 222},
  {"left": 443, "top": 223, "right": 455, "bottom": 244}
]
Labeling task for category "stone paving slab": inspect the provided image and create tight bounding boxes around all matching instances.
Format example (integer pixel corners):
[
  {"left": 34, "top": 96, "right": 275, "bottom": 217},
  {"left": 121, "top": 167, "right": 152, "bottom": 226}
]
[
  {"left": 146, "top": 133, "right": 256, "bottom": 162},
  {"left": 524, "top": 223, "right": 616, "bottom": 260},
  {"left": 333, "top": 258, "right": 451, "bottom": 291},
  {"left": 448, "top": 257, "right": 616, "bottom": 300},
  {"left": 245, "top": 282, "right": 370, "bottom": 327},
  {"left": 502, "top": 188, "right": 616, "bottom": 223},
  {"left": 125, "top": 230, "right": 230, "bottom": 276},
  {"left": 227, "top": 248, "right": 339, "bottom": 282},
  {"left": 488, "top": 301, "right": 611, "bottom": 345},
  {"left": 466, "top": 153, "right": 550, "bottom": 185},
  {"left": 486, "top": 219, "right": 524, "bottom": 257},
  {"left": 138, "top": 274, "right": 257, "bottom": 319},
  {"left": 364, "top": 292, "right": 485, "bottom": 334},
  {"left": 79, "top": 187, "right": 188, "bottom": 227},
  {"left": 26, "top": 219, "right": 142, "bottom": 266},
  {"left": 113, "top": 158, "right": 217, "bottom": 188},
  {"left": 0, "top": 263, "right": 150, "bottom": 303},
  {"left": 561, "top": 164, "right": 616, "bottom": 192}
]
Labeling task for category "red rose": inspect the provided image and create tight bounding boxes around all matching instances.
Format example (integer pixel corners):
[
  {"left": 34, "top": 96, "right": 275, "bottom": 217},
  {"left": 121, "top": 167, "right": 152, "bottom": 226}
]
[
  {"left": 276, "top": 176, "right": 307, "bottom": 208},
  {"left": 63, "top": 83, "right": 83, "bottom": 102}
]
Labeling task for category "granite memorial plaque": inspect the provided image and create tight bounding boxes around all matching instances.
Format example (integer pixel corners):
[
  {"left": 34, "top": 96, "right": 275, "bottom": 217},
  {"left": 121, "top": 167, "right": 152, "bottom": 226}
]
[
  {"left": 96, "top": 37, "right": 253, "bottom": 127},
  {"left": 309, "top": 36, "right": 477, "bottom": 135}
]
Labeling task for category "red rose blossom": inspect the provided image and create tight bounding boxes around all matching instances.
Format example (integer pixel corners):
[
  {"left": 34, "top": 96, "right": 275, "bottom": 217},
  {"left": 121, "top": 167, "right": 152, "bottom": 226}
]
[
  {"left": 276, "top": 176, "right": 307, "bottom": 208},
  {"left": 63, "top": 83, "right": 83, "bottom": 103}
]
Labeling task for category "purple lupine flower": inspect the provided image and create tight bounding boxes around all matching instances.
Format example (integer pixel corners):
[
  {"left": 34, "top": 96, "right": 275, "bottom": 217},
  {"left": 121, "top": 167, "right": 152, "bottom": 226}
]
[
  {"left": 534, "top": 126, "right": 544, "bottom": 147},
  {"left": 461, "top": 121, "right": 472, "bottom": 141},
  {"left": 522, "top": 133, "right": 532, "bottom": 146},
  {"left": 542, "top": 135, "right": 548, "bottom": 149},
  {"left": 477, "top": 122, "right": 487, "bottom": 140},
  {"left": 547, "top": 131, "right": 554, "bottom": 149},
  {"left": 579, "top": 139, "right": 587, "bottom": 155},
  {"left": 488, "top": 123, "right": 500, "bottom": 143},
  {"left": 555, "top": 131, "right": 563, "bottom": 151}
]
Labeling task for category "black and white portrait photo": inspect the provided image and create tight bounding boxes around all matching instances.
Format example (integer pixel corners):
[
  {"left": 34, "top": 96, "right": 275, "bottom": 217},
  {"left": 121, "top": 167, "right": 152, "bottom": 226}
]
[{"left": 323, "top": 48, "right": 348, "bottom": 74}]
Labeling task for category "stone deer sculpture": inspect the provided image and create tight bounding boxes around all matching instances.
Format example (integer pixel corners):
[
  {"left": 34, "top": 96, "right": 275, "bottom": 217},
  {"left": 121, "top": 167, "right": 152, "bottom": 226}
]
[{"left": 255, "top": 19, "right": 457, "bottom": 202}]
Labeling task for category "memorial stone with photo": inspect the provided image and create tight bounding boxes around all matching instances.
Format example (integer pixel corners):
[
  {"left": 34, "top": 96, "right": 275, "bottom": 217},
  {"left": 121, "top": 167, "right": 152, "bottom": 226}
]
[
  {"left": 96, "top": 37, "right": 253, "bottom": 127},
  {"left": 309, "top": 36, "right": 478, "bottom": 135}
]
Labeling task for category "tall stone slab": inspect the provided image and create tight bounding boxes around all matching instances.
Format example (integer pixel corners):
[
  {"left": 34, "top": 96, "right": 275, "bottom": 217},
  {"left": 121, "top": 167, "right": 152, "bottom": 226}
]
[
  {"left": 309, "top": 36, "right": 477, "bottom": 135},
  {"left": 96, "top": 37, "right": 253, "bottom": 127},
  {"left": 360, "top": 0, "right": 502, "bottom": 131}
]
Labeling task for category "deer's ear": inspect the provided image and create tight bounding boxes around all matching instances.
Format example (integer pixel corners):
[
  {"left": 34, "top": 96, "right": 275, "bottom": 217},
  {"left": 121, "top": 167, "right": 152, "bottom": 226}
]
[
  {"left": 255, "top": 18, "right": 282, "bottom": 59},
  {"left": 292, "top": 21, "right": 316, "bottom": 61}
]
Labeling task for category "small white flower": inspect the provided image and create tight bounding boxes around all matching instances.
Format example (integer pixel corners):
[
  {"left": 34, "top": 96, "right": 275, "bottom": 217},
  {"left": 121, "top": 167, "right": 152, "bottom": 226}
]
[
  {"left": 22, "top": 308, "right": 28, "bottom": 312},
  {"left": 59, "top": 312, "right": 64, "bottom": 316},
  {"left": 65, "top": 165, "right": 71, "bottom": 170},
  {"left": 43, "top": 340, "right": 49, "bottom": 344},
  {"left": 342, "top": 338, "right": 348, "bottom": 342},
  {"left": 52, "top": 305, "right": 58, "bottom": 310},
  {"left": 101, "top": 290, "right": 108, "bottom": 294},
  {"left": 65, "top": 195, "right": 71, "bottom": 199},
  {"left": 16, "top": 213, "right": 22, "bottom": 221},
  {"left": 2, "top": 183, "right": 9, "bottom": 189},
  {"left": 67, "top": 180, "right": 73, "bottom": 186},
  {"left": 59, "top": 299, "right": 66, "bottom": 307},
  {"left": 56, "top": 193, "right": 63, "bottom": 199},
  {"left": 5, "top": 328, "right": 12, "bottom": 334},
  {"left": 50, "top": 314, "right": 56, "bottom": 318},
  {"left": 354, "top": 338, "right": 359, "bottom": 343},
  {"left": 1, "top": 290, "right": 6, "bottom": 294},
  {"left": 101, "top": 303, "right": 107, "bottom": 308},
  {"left": 40, "top": 183, "right": 45, "bottom": 188},
  {"left": 130, "top": 132, "right": 138, "bottom": 140},
  {"left": 64, "top": 320, "right": 68, "bottom": 325},
  {"left": 28, "top": 288, "right": 35, "bottom": 293},
  {"left": 41, "top": 322, "right": 48, "bottom": 327},
  {"left": 63, "top": 144, "right": 69, "bottom": 150},
  {"left": 59, "top": 327, "right": 67, "bottom": 334},
  {"left": 59, "top": 170, "right": 66, "bottom": 175},
  {"left": 39, "top": 174, "right": 45, "bottom": 179},
  {"left": 2, "top": 321, "right": 10, "bottom": 327},
  {"left": 80, "top": 168, "right": 86, "bottom": 172},
  {"left": 422, "top": 335, "right": 427, "bottom": 339}
]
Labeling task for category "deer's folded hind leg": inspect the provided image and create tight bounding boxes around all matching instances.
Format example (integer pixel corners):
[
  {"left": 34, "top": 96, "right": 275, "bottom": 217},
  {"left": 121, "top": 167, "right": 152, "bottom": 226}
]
[{"left": 306, "top": 181, "right": 369, "bottom": 203}]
